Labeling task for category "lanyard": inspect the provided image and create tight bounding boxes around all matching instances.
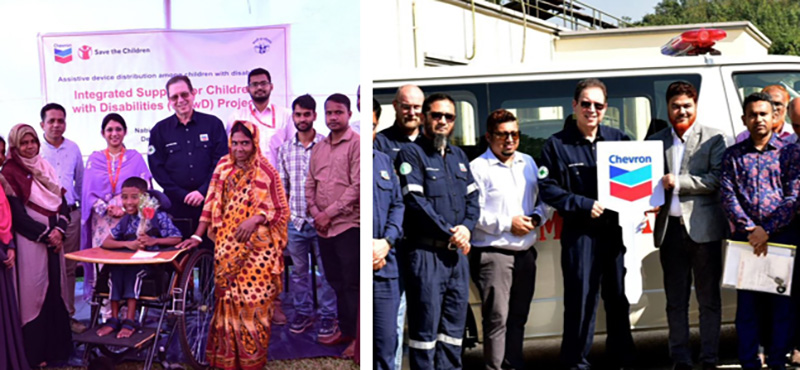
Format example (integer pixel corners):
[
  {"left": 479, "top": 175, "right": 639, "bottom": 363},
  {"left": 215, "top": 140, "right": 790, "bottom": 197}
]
[
  {"left": 249, "top": 102, "right": 276, "bottom": 129},
  {"left": 104, "top": 148, "right": 126, "bottom": 193}
]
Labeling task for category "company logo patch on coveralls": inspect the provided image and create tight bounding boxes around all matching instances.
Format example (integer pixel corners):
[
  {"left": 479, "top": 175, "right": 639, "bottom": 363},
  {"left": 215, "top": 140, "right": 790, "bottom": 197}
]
[
  {"left": 399, "top": 162, "right": 412, "bottom": 175},
  {"left": 380, "top": 170, "right": 390, "bottom": 180},
  {"left": 199, "top": 133, "right": 209, "bottom": 142},
  {"left": 459, "top": 163, "right": 467, "bottom": 172},
  {"left": 538, "top": 166, "right": 549, "bottom": 179}
]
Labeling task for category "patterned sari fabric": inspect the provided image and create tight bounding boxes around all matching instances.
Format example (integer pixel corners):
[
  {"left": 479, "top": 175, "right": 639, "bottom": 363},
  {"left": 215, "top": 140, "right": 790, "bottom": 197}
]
[{"left": 202, "top": 121, "right": 289, "bottom": 370}]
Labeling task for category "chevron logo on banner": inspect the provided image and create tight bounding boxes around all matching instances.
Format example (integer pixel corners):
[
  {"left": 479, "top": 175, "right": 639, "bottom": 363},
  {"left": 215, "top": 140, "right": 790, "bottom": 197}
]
[
  {"left": 609, "top": 164, "right": 652, "bottom": 202},
  {"left": 54, "top": 44, "right": 73, "bottom": 64}
]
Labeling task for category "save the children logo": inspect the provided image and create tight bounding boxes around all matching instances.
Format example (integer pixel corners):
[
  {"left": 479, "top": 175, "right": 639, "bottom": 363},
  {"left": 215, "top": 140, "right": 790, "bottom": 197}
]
[
  {"left": 54, "top": 44, "right": 72, "bottom": 64},
  {"left": 78, "top": 45, "right": 92, "bottom": 60},
  {"left": 608, "top": 155, "right": 653, "bottom": 202}
]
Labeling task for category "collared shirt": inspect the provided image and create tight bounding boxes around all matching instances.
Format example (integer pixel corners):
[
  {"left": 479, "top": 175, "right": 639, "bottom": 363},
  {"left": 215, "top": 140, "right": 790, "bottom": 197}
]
[
  {"left": 373, "top": 123, "right": 420, "bottom": 163},
  {"left": 373, "top": 150, "right": 404, "bottom": 278},
  {"left": 470, "top": 149, "right": 547, "bottom": 251},
  {"left": 305, "top": 129, "right": 360, "bottom": 238},
  {"left": 720, "top": 134, "right": 798, "bottom": 235},
  {"left": 396, "top": 135, "right": 480, "bottom": 241},
  {"left": 229, "top": 101, "right": 295, "bottom": 166},
  {"left": 148, "top": 111, "right": 228, "bottom": 203},
  {"left": 277, "top": 131, "right": 325, "bottom": 231},
  {"left": 539, "top": 118, "right": 631, "bottom": 224},
  {"left": 40, "top": 137, "right": 83, "bottom": 206},
  {"left": 668, "top": 124, "right": 696, "bottom": 217},
  {"left": 735, "top": 123, "right": 796, "bottom": 144}
]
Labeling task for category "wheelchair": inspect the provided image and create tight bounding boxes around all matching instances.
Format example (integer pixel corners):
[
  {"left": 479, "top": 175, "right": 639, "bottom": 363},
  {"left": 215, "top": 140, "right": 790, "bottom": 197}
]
[{"left": 67, "top": 246, "right": 215, "bottom": 369}]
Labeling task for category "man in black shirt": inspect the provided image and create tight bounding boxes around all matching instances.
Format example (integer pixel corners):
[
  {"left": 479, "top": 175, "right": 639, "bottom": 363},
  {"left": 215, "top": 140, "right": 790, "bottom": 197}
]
[{"left": 148, "top": 75, "right": 228, "bottom": 240}]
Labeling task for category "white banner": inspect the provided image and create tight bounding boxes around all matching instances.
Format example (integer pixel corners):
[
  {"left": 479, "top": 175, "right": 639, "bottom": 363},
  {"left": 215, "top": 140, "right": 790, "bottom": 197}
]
[
  {"left": 38, "top": 26, "right": 290, "bottom": 154},
  {"left": 597, "top": 141, "right": 665, "bottom": 303}
]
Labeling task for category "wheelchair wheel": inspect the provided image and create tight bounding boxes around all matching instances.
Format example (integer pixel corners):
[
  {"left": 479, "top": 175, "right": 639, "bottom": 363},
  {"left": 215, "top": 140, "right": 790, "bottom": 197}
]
[{"left": 177, "top": 248, "right": 215, "bottom": 369}]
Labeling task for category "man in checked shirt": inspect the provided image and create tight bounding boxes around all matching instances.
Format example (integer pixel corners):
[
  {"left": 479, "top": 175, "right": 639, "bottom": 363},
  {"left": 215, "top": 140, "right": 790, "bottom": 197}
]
[
  {"left": 276, "top": 94, "right": 338, "bottom": 341},
  {"left": 720, "top": 92, "right": 800, "bottom": 370}
]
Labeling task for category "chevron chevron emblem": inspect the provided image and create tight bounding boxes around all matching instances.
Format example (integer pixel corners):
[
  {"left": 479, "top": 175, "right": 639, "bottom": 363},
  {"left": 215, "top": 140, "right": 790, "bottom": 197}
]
[{"left": 609, "top": 165, "right": 652, "bottom": 202}]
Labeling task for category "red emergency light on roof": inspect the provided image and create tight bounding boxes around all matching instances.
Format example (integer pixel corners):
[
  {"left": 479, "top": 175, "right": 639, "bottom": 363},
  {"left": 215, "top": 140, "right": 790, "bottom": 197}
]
[{"left": 661, "top": 28, "right": 727, "bottom": 56}]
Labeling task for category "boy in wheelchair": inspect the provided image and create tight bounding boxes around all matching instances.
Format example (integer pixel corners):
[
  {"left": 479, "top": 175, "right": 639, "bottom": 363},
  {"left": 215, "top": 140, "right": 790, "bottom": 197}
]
[{"left": 96, "top": 177, "right": 183, "bottom": 339}]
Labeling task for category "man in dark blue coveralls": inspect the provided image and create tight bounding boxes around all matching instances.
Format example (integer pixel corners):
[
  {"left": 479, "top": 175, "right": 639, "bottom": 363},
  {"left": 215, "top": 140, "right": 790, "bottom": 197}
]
[
  {"left": 396, "top": 92, "right": 480, "bottom": 369},
  {"left": 148, "top": 75, "right": 228, "bottom": 246},
  {"left": 538, "top": 78, "right": 635, "bottom": 370},
  {"left": 373, "top": 111, "right": 406, "bottom": 370}
]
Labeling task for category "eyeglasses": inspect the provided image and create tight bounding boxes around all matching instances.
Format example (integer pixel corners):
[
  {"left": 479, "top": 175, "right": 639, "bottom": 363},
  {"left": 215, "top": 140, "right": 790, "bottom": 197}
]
[
  {"left": 491, "top": 131, "right": 520, "bottom": 140},
  {"left": 579, "top": 101, "right": 606, "bottom": 111},
  {"left": 249, "top": 81, "right": 271, "bottom": 88},
  {"left": 428, "top": 111, "right": 456, "bottom": 122},
  {"left": 169, "top": 92, "right": 192, "bottom": 102}
]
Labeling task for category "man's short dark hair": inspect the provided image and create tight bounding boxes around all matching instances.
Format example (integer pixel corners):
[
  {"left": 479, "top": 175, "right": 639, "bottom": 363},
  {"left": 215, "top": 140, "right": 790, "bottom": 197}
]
[
  {"left": 248, "top": 68, "right": 272, "bottom": 84},
  {"left": 373, "top": 98, "right": 382, "bottom": 120},
  {"left": 40, "top": 103, "right": 66, "bottom": 121},
  {"left": 666, "top": 81, "right": 698, "bottom": 104},
  {"left": 165, "top": 75, "right": 193, "bottom": 93},
  {"left": 422, "top": 93, "right": 456, "bottom": 115},
  {"left": 0, "top": 135, "right": 5, "bottom": 151},
  {"left": 325, "top": 94, "right": 351, "bottom": 112},
  {"left": 121, "top": 176, "right": 148, "bottom": 193},
  {"left": 743, "top": 92, "right": 774, "bottom": 112},
  {"left": 292, "top": 94, "right": 316, "bottom": 111},
  {"left": 573, "top": 78, "right": 607, "bottom": 103},
  {"left": 486, "top": 109, "right": 517, "bottom": 134}
]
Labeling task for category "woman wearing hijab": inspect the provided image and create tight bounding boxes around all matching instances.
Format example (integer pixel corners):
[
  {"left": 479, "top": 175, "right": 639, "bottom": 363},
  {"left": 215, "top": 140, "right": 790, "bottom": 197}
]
[
  {"left": 1, "top": 123, "right": 71, "bottom": 367},
  {"left": 81, "top": 113, "right": 151, "bottom": 299},
  {"left": 177, "top": 120, "right": 289, "bottom": 370},
  {"left": 0, "top": 174, "right": 29, "bottom": 369}
]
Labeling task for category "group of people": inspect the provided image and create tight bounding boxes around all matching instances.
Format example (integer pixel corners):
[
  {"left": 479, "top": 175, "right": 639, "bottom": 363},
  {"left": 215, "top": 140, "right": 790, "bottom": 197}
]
[
  {"left": 372, "top": 79, "right": 800, "bottom": 370},
  {"left": 0, "top": 67, "right": 361, "bottom": 370}
]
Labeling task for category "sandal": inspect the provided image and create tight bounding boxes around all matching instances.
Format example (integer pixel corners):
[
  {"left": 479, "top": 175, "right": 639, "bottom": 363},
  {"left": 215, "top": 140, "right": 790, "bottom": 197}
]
[
  {"left": 117, "top": 319, "right": 140, "bottom": 339},
  {"left": 96, "top": 318, "right": 121, "bottom": 337}
]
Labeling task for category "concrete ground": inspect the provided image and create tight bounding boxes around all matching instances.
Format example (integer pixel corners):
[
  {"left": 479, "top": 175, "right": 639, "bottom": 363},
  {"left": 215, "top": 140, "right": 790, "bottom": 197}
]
[{"left": 401, "top": 324, "right": 799, "bottom": 369}]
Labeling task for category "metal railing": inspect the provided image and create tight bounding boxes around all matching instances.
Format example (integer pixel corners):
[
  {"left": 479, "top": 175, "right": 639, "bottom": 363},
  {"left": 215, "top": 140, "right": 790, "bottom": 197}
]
[{"left": 497, "top": 0, "right": 630, "bottom": 30}]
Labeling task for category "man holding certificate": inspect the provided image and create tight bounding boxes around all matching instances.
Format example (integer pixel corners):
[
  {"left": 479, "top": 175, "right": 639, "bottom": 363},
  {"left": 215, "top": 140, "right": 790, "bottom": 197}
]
[{"left": 720, "top": 92, "right": 800, "bottom": 370}]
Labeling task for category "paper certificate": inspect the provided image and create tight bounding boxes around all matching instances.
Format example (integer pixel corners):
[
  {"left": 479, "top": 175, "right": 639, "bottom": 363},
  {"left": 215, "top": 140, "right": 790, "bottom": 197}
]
[{"left": 722, "top": 240, "right": 795, "bottom": 296}]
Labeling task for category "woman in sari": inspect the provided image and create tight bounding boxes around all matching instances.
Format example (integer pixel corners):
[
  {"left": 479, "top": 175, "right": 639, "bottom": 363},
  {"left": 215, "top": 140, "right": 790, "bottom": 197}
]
[
  {"left": 81, "top": 113, "right": 151, "bottom": 299},
  {"left": 178, "top": 120, "right": 289, "bottom": 370},
  {"left": 1, "top": 124, "right": 71, "bottom": 367},
  {"left": 0, "top": 174, "right": 29, "bottom": 370}
]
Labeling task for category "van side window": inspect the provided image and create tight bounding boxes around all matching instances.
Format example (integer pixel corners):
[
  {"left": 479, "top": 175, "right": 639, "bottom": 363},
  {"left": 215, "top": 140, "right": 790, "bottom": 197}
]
[
  {"left": 491, "top": 74, "right": 702, "bottom": 160},
  {"left": 732, "top": 71, "right": 800, "bottom": 123}
]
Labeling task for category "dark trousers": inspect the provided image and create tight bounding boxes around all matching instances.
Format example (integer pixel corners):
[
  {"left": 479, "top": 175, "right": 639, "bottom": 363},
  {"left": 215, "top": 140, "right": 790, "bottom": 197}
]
[
  {"left": 469, "top": 247, "right": 537, "bottom": 370},
  {"left": 559, "top": 227, "right": 635, "bottom": 370},
  {"left": 660, "top": 218, "right": 722, "bottom": 366},
  {"left": 405, "top": 245, "right": 469, "bottom": 370},
  {"left": 733, "top": 230, "right": 796, "bottom": 368},
  {"left": 318, "top": 227, "right": 359, "bottom": 338},
  {"left": 374, "top": 275, "right": 400, "bottom": 370}
]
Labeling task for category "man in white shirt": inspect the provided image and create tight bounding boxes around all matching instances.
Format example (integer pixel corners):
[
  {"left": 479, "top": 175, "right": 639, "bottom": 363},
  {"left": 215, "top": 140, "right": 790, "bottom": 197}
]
[
  {"left": 469, "top": 109, "right": 547, "bottom": 370},
  {"left": 228, "top": 68, "right": 294, "bottom": 166},
  {"left": 38, "top": 102, "right": 87, "bottom": 334},
  {"left": 650, "top": 81, "right": 727, "bottom": 370}
]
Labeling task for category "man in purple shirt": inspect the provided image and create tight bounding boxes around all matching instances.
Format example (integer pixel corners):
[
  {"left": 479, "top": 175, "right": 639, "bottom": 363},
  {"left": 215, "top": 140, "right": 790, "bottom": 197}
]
[{"left": 720, "top": 92, "right": 800, "bottom": 370}]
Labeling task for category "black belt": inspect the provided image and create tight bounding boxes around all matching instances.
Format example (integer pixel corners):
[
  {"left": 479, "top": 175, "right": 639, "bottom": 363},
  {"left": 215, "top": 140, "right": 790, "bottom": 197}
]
[{"left": 407, "top": 236, "right": 456, "bottom": 250}]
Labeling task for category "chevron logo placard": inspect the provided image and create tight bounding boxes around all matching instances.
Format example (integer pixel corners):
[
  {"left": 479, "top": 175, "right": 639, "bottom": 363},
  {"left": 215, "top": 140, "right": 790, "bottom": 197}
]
[
  {"left": 54, "top": 44, "right": 73, "bottom": 64},
  {"left": 609, "top": 164, "right": 652, "bottom": 202}
]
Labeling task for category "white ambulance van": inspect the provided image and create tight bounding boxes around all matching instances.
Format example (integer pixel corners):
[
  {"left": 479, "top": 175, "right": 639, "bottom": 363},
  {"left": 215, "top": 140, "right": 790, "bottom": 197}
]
[{"left": 373, "top": 53, "right": 800, "bottom": 344}]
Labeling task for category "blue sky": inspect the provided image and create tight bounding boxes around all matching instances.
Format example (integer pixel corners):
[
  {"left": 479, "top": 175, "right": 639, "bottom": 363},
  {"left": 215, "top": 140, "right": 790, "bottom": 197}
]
[{"left": 584, "top": 0, "right": 662, "bottom": 22}]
